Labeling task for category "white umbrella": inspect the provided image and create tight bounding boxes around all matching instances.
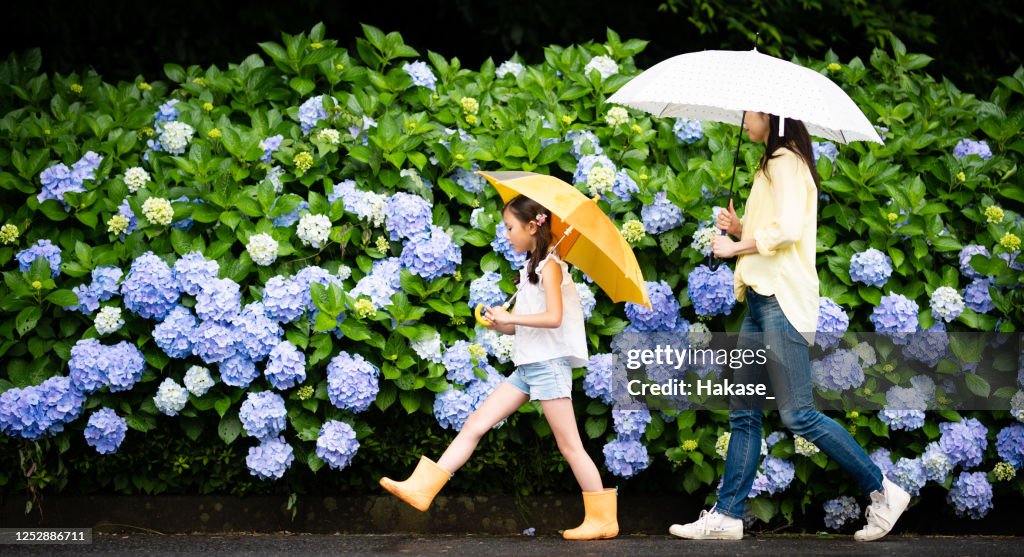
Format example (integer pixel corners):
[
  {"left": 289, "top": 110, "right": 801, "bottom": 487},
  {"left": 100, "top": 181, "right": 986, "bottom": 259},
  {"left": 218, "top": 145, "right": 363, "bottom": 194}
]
[{"left": 608, "top": 48, "right": 883, "bottom": 145}]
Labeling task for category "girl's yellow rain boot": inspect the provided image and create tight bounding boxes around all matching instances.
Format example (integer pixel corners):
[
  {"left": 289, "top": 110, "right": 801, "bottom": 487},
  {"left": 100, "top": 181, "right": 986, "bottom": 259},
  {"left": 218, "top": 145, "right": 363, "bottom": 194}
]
[
  {"left": 562, "top": 488, "right": 619, "bottom": 540},
  {"left": 379, "top": 456, "right": 452, "bottom": 512}
]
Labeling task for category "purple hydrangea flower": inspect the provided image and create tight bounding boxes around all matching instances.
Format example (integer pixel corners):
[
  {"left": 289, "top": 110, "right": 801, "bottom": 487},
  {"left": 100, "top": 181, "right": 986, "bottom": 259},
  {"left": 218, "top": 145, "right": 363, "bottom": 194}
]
[
  {"left": 812, "top": 141, "right": 839, "bottom": 163},
  {"left": 958, "top": 245, "right": 990, "bottom": 279},
  {"left": 996, "top": 424, "right": 1024, "bottom": 469},
  {"left": 327, "top": 351, "right": 380, "bottom": 413},
  {"left": 673, "top": 118, "right": 703, "bottom": 144},
  {"left": 239, "top": 391, "right": 288, "bottom": 440},
  {"left": 572, "top": 154, "right": 616, "bottom": 186},
  {"left": 641, "top": 191, "right": 683, "bottom": 234},
  {"left": 469, "top": 272, "right": 506, "bottom": 310},
  {"left": 386, "top": 192, "right": 433, "bottom": 241},
  {"left": 921, "top": 441, "right": 954, "bottom": 482},
  {"left": 939, "top": 417, "right": 988, "bottom": 469},
  {"left": 264, "top": 340, "right": 306, "bottom": 390},
  {"left": 748, "top": 456, "right": 795, "bottom": 497},
  {"left": 259, "top": 134, "right": 284, "bottom": 163},
  {"left": 901, "top": 322, "right": 949, "bottom": 367},
  {"left": 870, "top": 293, "right": 919, "bottom": 344},
  {"left": 450, "top": 166, "right": 487, "bottom": 194},
  {"left": 173, "top": 251, "right": 220, "bottom": 296},
  {"left": 612, "top": 406, "right": 651, "bottom": 441},
  {"left": 947, "top": 471, "right": 993, "bottom": 519},
  {"left": 849, "top": 248, "right": 892, "bottom": 287},
  {"left": 433, "top": 386, "right": 475, "bottom": 430},
  {"left": 611, "top": 170, "right": 639, "bottom": 202},
  {"left": 964, "top": 278, "right": 994, "bottom": 313},
  {"left": 84, "top": 407, "right": 127, "bottom": 454},
  {"left": 316, "top": 420, "right": 360, "bottom": 471},
  {"left": 16, "top": 239, "right": 62, "bottom": 278},
  {"left": 232, "top": 302, "right": 283, "bottom": 362},
  {"left": 298, "top": 95, "right": 338, "bottom": 135},
  {"left": 153, "top": 99, "right": 180, "bottom": 124},
  {"left": 889, "top": 457, "right": 927, "bottom": 496},
  {"left": 152, "top": 305, "right": 198, "bottom": 359},
  {"left": 823, "top": 496, "right": 860, "bottom": 530},
  {"left": 399, "top": 225, "right": 461, "bottom": 281},
  {"left": 687, "top": 264, "right": 736, "bottom": 316},
  {"left": 565, "top": 130, "right": 603, "bottom": 159},
  {"left": 625, "top": 281, "right": 681, "bottom": 332},
  {"left": 603, "top": 438, "right": 650, "bottom": 478},
  {"left": 0, "top": 376, "right": 85, "bottom": 440},
  {"left": 192, "top": 320, "right": 240, "bottom": 365},
  {"left": 219, "top": 353, "right": 259, "bottom": 388},
  {"left": 246, "top": 435, "right": 294, "bottom": 480},
  {"left": 262, "top": 275, "right": 307, "bottom": 323},
  {"left": 115, "top": 198, "right": 138, "bottom": 241},
  {"left": 811, "top": 349, "right": 864, "bottom": 391},
  {"left": 953, "top": 139, "right": 993, "bottom": 160},
  {"left": 121, "top": 252, "right": 181, "bottom": 320},
  {"left": 870, "top": 448, "right": 894, "bottom": 478},
  {"left": 879, "top": 386, "right": 927, "bottom": 431},
  {"left": 583, "top": 354, "right": 614, "bottom": 405},
  {"left": 195, "top": 277, "right": 242, "bottom": 324},
  {"left": 443, "top": 340, "right": 481, "bottom": 385},
  {"left": 816, "top": 296, "right": 849, "bottom": 350}
]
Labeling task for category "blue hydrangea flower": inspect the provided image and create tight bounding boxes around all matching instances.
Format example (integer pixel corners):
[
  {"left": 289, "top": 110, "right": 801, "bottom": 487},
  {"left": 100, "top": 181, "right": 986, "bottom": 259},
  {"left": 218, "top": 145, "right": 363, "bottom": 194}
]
[
  {"left": 450, "top": 165, "right": 487, "bottom": 194},
  {"left": 812, "top": 141, "right": 839, "bottom": 163},
  {"left": 443, "top": 340, "right": 481, "bottom": 385},
  {"left": 572, "top": 154, "right": 616, "bottom": 186},
  {"left": 687, "top": 264, "right": 736, "bottom": 316},
  {"left": 612, "top": 406, "right": 651, "bottom": 441},
  {"left": 565, "top": 130, "right": 603, "bottom": 159},
  {"left": 998, "top": 252, "right": 1023, "bottom": 271},
  {"left": 262, "top": 275, "right": 307, "bottom": 323},
  {"left": 816, "top": 296, "right": 850, "bottom": 350},
  {"left": 673, "top": 118, "right": 703, "bottom": 144},
  {"left": 491, "top": 227, "right": 528, "bottom": 269},
  {"left": 69, "top": 265, "right": 124, "bottom": 315},
  {"left": 433, "top": 386, "right": 475, "bottom": 430},
  {"left": 219, "top": 352, "right": 259, "bottom": 388},
  {"left": 195, "top": 277, "right": 242, "bottom": 324},
  {"left": 0, "top": 376, "right": 85, "bottom": 440},
  {"left": 192, "top": 320, "right": 240, "bottom": 365},
  {"left": 121, "top": 251, "right": 180, "bottom": 320},
  {"left": 583, "top": 354, "right": 614, "bottom": 404},
  {"left": 890, "top": 457, "right": 927, "bottom": 496},
  {"left": 84, "top": 407, "right": 127, "bottom": 454},
  {"left": 298, "top": 95, "right": 338, "bottom": 135},
  {"left": 239, "top": 391, "right": 287, "bottom": 440},
  {"left": 958, "top": 245, "right": 990, "bottom": 279},
  {"left": 246, "top": 435, "right": 294, "bottom": 480},
  {"left": 748, "top": 456, "right": 795, "bottom": 497},
  {"left": 38, "top": 163, "right": 86, "bottom": 209},
  {"left": 870, "top": 293, "right": 919, "bottom": 344},
  {"left": 469, "top": 272, "right": 506, "bottom": 310},
  {"left": 879, "top": 386, "right": 927, "bottom": 431},
  {"left": 641, "top": 191, "right": 683, "bottom": 234},
  {"left": 625, "top": 281, "right": 681, "bottom": 332},
  {"left": 259, "top": 134, "right": 284, "bottom": 163},
  {"left": 68, "top": 338, "right": 107, "bottom": 393},
  {"left": 386, "top": 192, "right": 433, "bottom": 241},
  {"left": 964, "top": 278, "right": 994, "bottom": 313},
  {"left": 294, "top": 265, "right": 344, "bottom": 317},
  {"left": 811, "top": 349, "right": 864, "bottom": 391},
  {"left": 939, "top": 417, "right": 988, "bottom": 468},
  {"left": 115, "top": 198, "right": 138, "bottom": 241},
  {"left": 152, "top": 305, "right": 198, "bottom": 359},
  {"left": 823, "top": 496, "right": 860, "bottom": 530},
  {"left": 996, "top": 424, "right": 1024, "bottom": 469},
  {"left": 171, "top": 250, "right": 219, "bottom": 298},
  {"left": 901, "top": 322, "right": 949, "bottom": 367},
  {"left": 611, "top": 170, "right": 639, "bottom": 202},
  {"left": 953, "top": 139, "right": 993, "bottom": 160},
  {"left": 766, "top": 431, "right": 788, "bottom": 448},
  {"left": 402, "top": 60, "right": 437, "bottom": 91},
  {"left": 603, "top": 438, "right": 650, "bottom": 478},
  {"left": 272, "top": 199, "right": 309, "bottom": 228},
  {"left": 947, "top": 471, "right": 993, "bottom": 519},
  {"left": 328, "top": 179, "right": 362, "bottom": 209},
  {"left": 316, "top": 420, "right": 360, "bottom": 471},
  {"left": 399, "top": 225, "right": 461, "bottom": 281},
  {"left": 350, "top": 265, "right": 400, "bottom": 310},
  {"left": 70, "top": 283, "right": 102, "bottom": 315},
  {"left": 464, "top": 362, "right": 504, "bottom": 408},
  {"left": 264, "top": 340, "right": 307, "bottom": 390},
  {"left": 576, "top": 282, "right": 596, "bottom": 320},
  {"left": 16, "top": 239, "right": 62, "bottom": 278},
  {"left": 327, "top": 351, "right": 380, "bottom": 413},
  {"left": 921, "top": 441, "right": 954, "bottom": 482},
  {"left": 870, "top": 448, "right": 894, "bottom": 478},
  {"left": 849, "top": 248, "right": 892, "bottom": 287},
  {"left": 232, "top": 302, "right": 283, "bottom": 362},
  {"left": 153, "top": 99, "right": 180, "bottom": 124}
]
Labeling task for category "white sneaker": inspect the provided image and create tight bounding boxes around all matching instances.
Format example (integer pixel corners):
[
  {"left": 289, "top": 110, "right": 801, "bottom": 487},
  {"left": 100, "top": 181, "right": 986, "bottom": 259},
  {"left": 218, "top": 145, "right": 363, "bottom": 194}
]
[
  {"left": 669, "top": 508, "right": 743, "bottom": 540},
  {"left": 854, "top": 476, "right": 911, "bottom": 541}
]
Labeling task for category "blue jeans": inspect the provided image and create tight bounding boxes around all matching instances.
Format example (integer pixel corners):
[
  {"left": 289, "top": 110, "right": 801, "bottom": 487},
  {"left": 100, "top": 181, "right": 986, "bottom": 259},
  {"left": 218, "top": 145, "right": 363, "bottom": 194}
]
[{"left": 714, "top": 289, "right": 883, "bottom": 519}]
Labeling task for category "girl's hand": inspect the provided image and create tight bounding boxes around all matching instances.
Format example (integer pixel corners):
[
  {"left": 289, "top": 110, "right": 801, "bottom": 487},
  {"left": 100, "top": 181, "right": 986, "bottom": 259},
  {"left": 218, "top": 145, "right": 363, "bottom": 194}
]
[
  {"left": 712, "top": 234, "right": 738, "bottom": 259},
  {"left": 484, "top": 306, "right": 515, "bottom": 327},
  {"left": 717, "top": 199, "right": 742, "bottom": 236}
]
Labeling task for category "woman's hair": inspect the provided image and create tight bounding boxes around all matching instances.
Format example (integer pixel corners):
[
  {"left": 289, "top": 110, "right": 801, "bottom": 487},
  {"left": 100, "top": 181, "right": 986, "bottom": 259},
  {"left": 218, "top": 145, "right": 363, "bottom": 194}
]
[
  {"left": 758, "top": 114, "right": 821, "bottom": 189},
  {"left": 504, "top": 195, "right": 552, "bottom": 285}
]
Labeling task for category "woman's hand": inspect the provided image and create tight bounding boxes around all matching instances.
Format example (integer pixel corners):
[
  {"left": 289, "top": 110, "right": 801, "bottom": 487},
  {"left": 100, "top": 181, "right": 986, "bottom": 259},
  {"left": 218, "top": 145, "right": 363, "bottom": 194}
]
[
  {"left": 712, "top": 234, "right": 738, "bottom": 259},
  {"left": 717, "top": 199, "right": 742, "bottom": 237},
  {"left": 484, "top": 305, "right": 515, "bottom": 327}
]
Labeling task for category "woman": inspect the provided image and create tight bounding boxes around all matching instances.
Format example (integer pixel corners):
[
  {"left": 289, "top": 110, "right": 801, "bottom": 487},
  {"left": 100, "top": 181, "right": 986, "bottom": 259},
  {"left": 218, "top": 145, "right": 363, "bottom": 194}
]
[{"left": 669, "top": 112, "right": 910, "bottom": 542}]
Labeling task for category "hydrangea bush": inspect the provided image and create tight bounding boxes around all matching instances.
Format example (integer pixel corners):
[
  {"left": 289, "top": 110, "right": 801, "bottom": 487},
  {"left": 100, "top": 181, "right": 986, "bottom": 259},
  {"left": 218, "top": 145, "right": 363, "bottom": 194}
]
[{"left": 0, "top": 25, "right": 1022, "bottom": 527}]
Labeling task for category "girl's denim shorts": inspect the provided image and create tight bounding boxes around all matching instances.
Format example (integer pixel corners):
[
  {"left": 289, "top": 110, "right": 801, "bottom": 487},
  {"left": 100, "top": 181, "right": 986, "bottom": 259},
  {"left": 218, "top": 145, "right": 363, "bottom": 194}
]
[{"left": 505, "top": 357, "right": 573, "bottom": 401}]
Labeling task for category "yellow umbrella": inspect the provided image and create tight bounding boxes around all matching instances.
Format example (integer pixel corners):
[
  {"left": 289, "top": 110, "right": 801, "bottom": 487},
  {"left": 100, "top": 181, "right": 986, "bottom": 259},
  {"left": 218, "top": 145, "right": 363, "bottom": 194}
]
[{"left": 473, "top": 171, "right": 651, "bottom": 325}]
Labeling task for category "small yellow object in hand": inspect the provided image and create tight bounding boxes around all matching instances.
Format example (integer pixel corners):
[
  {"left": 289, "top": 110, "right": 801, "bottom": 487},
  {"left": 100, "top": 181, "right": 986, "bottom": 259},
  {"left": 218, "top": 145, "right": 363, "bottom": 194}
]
[{"left": 474, "top": 303, "right": 492, "bottom": 327}]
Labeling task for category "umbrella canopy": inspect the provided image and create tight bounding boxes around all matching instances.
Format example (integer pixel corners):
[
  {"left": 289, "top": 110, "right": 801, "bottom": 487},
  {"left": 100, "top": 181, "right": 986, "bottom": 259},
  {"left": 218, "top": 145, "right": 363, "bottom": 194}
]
[
  {"left": 478, "top": 170, "right": 651, "bottom": 309},
  {"left": 608, "top": 48, "right": 883, "bottom": 145}
]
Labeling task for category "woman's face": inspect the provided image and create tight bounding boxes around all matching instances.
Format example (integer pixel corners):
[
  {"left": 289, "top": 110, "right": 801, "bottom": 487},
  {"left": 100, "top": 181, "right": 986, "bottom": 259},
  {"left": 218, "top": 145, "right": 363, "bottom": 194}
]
[
  {"left": 502, "top": 207, "right": 536, "bottom": 254},
  {"left": 744, "top": 111, "right": 771, "bottom": 143}
]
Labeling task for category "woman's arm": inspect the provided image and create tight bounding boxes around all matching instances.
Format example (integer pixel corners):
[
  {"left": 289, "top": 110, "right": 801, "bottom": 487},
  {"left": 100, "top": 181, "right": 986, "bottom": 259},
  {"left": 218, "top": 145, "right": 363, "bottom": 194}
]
[{"left": 750, "top": 152, "right": 810, "bottom": 256}]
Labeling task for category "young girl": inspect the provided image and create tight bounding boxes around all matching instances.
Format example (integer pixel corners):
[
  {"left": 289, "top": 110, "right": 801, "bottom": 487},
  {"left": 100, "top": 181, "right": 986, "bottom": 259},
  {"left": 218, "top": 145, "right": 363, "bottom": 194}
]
[
  {"left": 379, "top": 194, "right": 618, "bottom": 540},
  {"left": 669, "top": 113, "right": 910, "bottom": 542}
]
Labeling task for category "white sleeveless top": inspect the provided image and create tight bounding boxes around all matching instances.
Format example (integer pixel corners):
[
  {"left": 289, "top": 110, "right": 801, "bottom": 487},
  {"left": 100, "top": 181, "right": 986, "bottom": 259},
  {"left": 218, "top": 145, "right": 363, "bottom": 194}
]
[{"left": 511, "top": 253, "right": 589, "bottom": 368}]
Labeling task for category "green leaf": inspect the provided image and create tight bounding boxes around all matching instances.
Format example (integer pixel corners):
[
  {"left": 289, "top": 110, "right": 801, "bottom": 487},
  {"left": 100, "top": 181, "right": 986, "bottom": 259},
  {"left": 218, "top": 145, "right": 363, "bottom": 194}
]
[
  {"left": 399, "top": 389, "right": 420, "bottom": 413},
  {"left": 584, "top": 416, "right": 607, "bottom": 439},
  {"left": 289, "top": 77, "right": 315, "bottom": 96},
  {"left": 218, "top": 413, "right": 242, "bottom": 444},
  {"left": 46, "top": 289, "right": 79, "bottom": 307},
  {"left": 15, "top": 306, "right": 42, "bottom": 336},
  {"left": 964, "top": 372, "right": 990, "bottom": 398}
]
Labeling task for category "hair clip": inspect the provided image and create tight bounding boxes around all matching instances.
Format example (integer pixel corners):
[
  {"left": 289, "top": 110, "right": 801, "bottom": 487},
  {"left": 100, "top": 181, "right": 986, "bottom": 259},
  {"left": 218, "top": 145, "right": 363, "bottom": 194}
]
[{"left": 535, "top": 213, "right": 547, "bottom": 226}]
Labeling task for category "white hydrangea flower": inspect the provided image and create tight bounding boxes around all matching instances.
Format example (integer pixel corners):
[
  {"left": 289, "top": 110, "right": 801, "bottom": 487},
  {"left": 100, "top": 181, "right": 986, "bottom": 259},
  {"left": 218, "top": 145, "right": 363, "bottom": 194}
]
[
  {"left": 107, "top": 215, "right": 129, "bottom": 235},
  {"left": 296, "top": 213, "right": 332, "bottom": 248},
  {"left": 490, "top": 334, "right": 514, "bottom": 364},
  {"left": 852, "top": 341, "right": 877, "bottom": 367},
  {"left": 605, "top": 106, "right": 629, "bottom": 127},
  {"left": 716, "top": 431, "right": 767, "bottom": 458},
  {"left": 469, "top": 207, "right": 485, "bottom": 228},
  {"left": 496, "top": 60, "right": 525, "bottom": 78},
  {"left": 142, "top": 197, "right": 174, "bottom": 226},
  {"left": 795, "top": 435, "right": 820, "bottom": 456},
  {"left": 160, "top": 121, "right": 194, "bottom": 155},
  {"left": 587, "top": 165, "right": 615, "bottom": 196},
  {"left": 154, "top": 378, "right": 189, "bottom": 416},
  {"left": 354, "top": 191, "right": 388, "bottom": 228},
  {"left": 583, "top": 55, "right": 619, "bottom": 80},
  {"left": 691, "top": 226, "right": 715, "bottom": 257},
  {"left": 94, "top": 306, "right": 124, "bottom": 335},
  {"left": 123, "top": 167, "right": 151, "bottom": 193},
  {"left": 930, "top": 286, "right": 965, "bottom": 322},
  {"left": 184, "top": 365, "right": 215, "bottom": 397},
  {"left": 0, "top": 223, "right": 19, "bottom": 244},
  {"left": 267, "top": 166, "right": 284, "bottom": 194},
  {"left": 247, "top": 233, "right": 279, "bottom": 266},
  {"left": 688, "top": 322, "right": 712, "bottom": 349},
  {"left": 1012, "top": 390, "right": 1024, "bottom": 422},
  {"left": 318, "top": 129, "right": 341, "bottom": 145},
  {"left": 621, "top": 220, "right": 646, "bottom": 244},
  {"left": 336, "top": 265, "right": 352, "bottom": 281},
  {"left": 411, "top": 331, "right": 443, "bottom": 363}
]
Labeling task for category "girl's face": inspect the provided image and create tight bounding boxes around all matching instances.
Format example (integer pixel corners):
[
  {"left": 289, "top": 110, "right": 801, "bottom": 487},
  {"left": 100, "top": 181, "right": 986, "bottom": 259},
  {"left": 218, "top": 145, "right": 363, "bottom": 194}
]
[
  {"left": 744, "top": 111, "right": 771, "bottom": 143},
  {"left": 502, "top": 207, "right": 537, "bottom": 254}
]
